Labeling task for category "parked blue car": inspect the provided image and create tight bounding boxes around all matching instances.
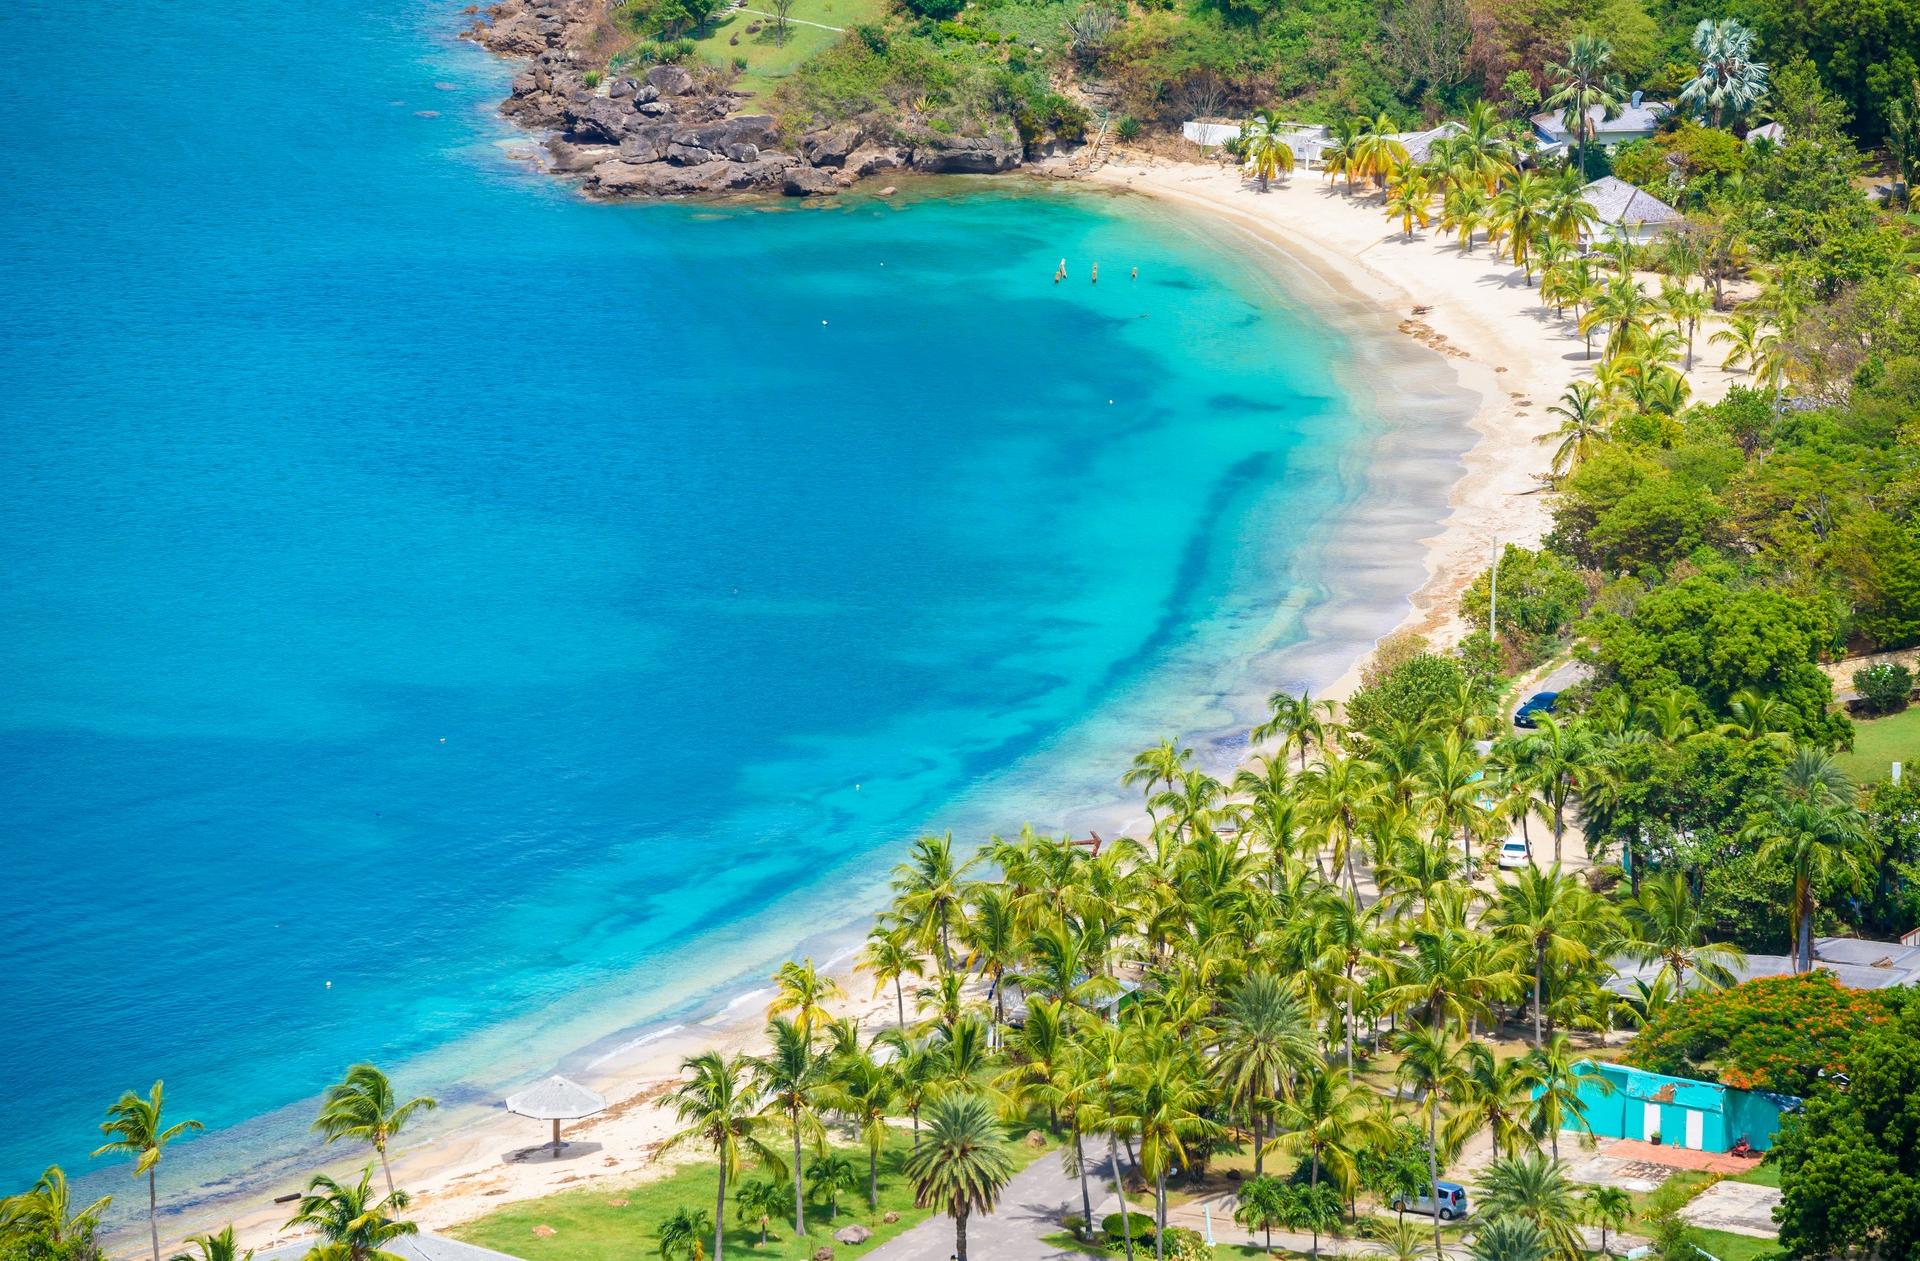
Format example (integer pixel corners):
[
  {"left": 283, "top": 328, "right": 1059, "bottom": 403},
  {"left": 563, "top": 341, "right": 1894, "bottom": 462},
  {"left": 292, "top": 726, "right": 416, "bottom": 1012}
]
[{"left": 1513, "top": 691, "right": 1559, "bottom": 728}]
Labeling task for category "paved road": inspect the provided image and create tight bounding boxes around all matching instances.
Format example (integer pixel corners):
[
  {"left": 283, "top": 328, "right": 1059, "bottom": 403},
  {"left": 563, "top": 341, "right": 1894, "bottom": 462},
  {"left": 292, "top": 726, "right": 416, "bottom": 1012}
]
[{"left": 868, "top": 1148, "right": 1119, "bottom": 1261}]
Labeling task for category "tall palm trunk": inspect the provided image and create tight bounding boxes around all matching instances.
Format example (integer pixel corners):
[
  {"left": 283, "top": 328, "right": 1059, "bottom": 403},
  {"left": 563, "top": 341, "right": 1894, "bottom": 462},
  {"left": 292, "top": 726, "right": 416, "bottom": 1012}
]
[
  {"left": 790, "top": 1108, "right": 806, "bottom": 1235},
  {"left": 1425, "top": 1106, "right": 1442, "bottom": 1260},
  {"left": 1534, "top": 943, "right": 1546, "bottom": 1048},
  {"left": 1074, "top": 1128, "right": 1094, "bottom": 1239},
  {"left": 953, "top": 1207, "right": 969, "bottom": 1261},
  {"left": 894, "top": 976, "right": 905, "bottom": 1029},
  {"left": 377, "top": 1142, "right": 396, "bottom": 1199},
  {"left": 714, "top": 1159, "right": 728, "bottom": 1261},
  {"left": 1154, "top": 1167, "right": 1167, "bottom": 1261},
  {"left": 148, "top": 1168, "right": 160, "bottom": 1261},
  {"left": 868, "top": 1141, "right": 879, "bottom": 1211},
  {"left": 1109, "top": 1135, "right": 1136, "bottom": 1261}
]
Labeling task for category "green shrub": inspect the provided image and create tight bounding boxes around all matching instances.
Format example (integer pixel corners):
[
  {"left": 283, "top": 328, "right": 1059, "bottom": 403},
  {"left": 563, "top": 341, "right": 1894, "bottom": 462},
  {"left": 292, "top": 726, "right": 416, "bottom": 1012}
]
[
  {"left": 582, "top": 69, "right": 604, "bottom": 88},
  {"left": 1855, "top": 662, "right": 1914, "bottom": 715},
  {"left": 1101, "top": 1212, "right": 1155, "bottom": 1243},
  {"left": 1115, "top": 114, "right": 1142, "bottom": 140},
  {"left": 902, "top": 0, "right": 966, "bottom": 19}
]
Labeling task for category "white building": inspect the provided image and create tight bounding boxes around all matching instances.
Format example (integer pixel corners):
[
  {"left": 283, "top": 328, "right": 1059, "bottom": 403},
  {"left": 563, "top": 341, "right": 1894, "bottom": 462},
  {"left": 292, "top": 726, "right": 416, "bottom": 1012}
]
[{"left": 1532, "top": 92, "right": 1671, "bottom": 151}]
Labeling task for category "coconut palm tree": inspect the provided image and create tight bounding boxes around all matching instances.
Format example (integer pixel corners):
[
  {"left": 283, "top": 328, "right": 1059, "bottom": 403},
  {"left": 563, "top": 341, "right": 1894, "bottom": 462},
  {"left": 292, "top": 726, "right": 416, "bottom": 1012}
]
[
  {"left": 283, "top": 1167, "right": 417, "bottom": 1261},
  {"left": 1588, "top": 278, "right": 1656, "bottom": 356},
  {"left": 1353, "top": 113, "right": 1410, "bottom": 188},
  {"left": 1624, "top": 872, "right": 1745, "bottom": 993},
  {"left": 658, "top": 1206, "right": 715, "bottom": 1261},
  {"left": 1582, "top": 1186, "right": 1631, "bottom": 1255},
  {"left": 1252, "top": 691, "right": 1335, "bottom": 773},
  {"left": 1392, "top": 1026, "right": 1469, "bottom": 1260},
  {"left": 804, "top": 1153, "right": 857, "bottom": 1220},
  {"left": 0, "top": 1166, "right": 111, "bottom": 1247},
  {"left": 1124, "top": 739, "right": 1194, "bottom": 806},
  {"left": 769, "top": 958, "right": 842, "bottom": 1043},
  {"left": 903, "top": 1093, "right": 1015, "bottom": 1261},
  {"left": 1660, "top": 281, "right": 1710, "bottom": 370},
  {"left": 1710, "top": 313, "right": 1775, "bottom": 375},
  {"left": 821, "top": 1047, "right": 896, "bottom": 1211},
  {"left": 1491, "top": 865, "right": 1600, "bottom": 1047},
  {"left": 891, "top": 833, "right": 977, "bottom": 972},
  {"left": 1453, "top": 101, "right": 1518, "bottom": 191},
  {"left": 666, "top": 1051, "right": 784, "bottom": 1261},
  {"left": 1741, "top": 799, "right": 1877, "bottom": 972},
  {"left": 1681, "top": 19, "right": 1769, "bottom": 127},
  {"left": 1544, "top": 35, "right": 1624, "bottom": 180},
  {"left": 1541, "top": 173, "right": 1598, "bottom": 245},
  {"left": 1386, "top": 174, "right": 1434, "bottom": 239},
  {"left": 1116, "top": 1041, "right": 1219, "bottom": 1255},
  {"left": 312, "top": 1065, "right": 438, "bottom": 1198},
  {"left": 1265, "top": 1064, "right": 1370, "bottom": 1205},
  {"left": 733, "top": 1177, "right": 790, "bottom": 1246},
  {"left": 857, "top": 922, "right": 924, "bottom": 1030},
  {"left": 750, "top": 1017, "right": 831, "bottom": 1236},
  {"left": 1524, "top": 1035, "right": 1610, "bottom": 1161},
  {"left": 1478, "top": 1153, "right": 1582, "bottom": 1259},
  {"left": 169, "top": 1225, "right": 250, "bottom": 1261},
  {"left": 1489, "top": 173, "right": 1550, "bottom": 283},
  {"left": 1240, "top": 111, "right": 1296, "bottom": 191},
  {"left": 1448, "top": 1043, "right": 1541, "bottom": 1159},
  {"left": 1442, "top": 184, "right": 1489, "bottom": 252},
  {"left": 93, "top": 1081, "right": 203, "bottom": 1261}
]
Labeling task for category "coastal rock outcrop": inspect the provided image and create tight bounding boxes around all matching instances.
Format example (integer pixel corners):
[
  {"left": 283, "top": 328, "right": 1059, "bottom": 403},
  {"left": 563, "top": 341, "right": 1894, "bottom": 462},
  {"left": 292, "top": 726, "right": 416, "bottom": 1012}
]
[{"left": 464, "top": 0, "right": 1029, "bottom": 199}]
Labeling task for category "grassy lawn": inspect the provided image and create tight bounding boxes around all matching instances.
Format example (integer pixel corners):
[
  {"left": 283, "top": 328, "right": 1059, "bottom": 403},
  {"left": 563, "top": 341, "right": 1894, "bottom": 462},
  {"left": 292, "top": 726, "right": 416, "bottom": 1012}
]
[
  {"left": 449, "top": 1130, "right": 1054, "bottom": 1261},
  {"left": 1690, "top": 1226, "right": 1781, "bottom": 1261},
  {"left": 687, "top": 0, "right": 886, "bottom": 105},
  {"left": 1626, "top": 1169, "right": 1717, "bottom": 1225},
  {"left": 1728, "top": 1160, "right": 1781, "bottom": 1188},
  {"left": 1834, "top": 705, "right": 1920, "bottom": 782}
]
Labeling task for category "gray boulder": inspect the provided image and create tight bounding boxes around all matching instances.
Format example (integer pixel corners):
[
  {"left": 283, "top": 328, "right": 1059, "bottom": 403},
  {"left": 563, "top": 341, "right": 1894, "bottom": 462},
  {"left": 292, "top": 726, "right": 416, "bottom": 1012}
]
[
  {"left": 802, "top": 125, "right": 860, "bottom": 167},
  {"left": 833, "top": 1226, "right": 871, "bottom": 1246},
  {"left": 646, "top": 64, "right": 696, "bottom": 96},
  {"left": 846, "top": 142, "right": 907, "bottom": 176},
  {"left": 784, "top": 165, "right": 840, "bottom": 196},
  {"left": 546, "top": 139, "right": 620, "bottom": 173},
  {"left": 909, "top": 131, "right": 1022, "bottom": 173}
]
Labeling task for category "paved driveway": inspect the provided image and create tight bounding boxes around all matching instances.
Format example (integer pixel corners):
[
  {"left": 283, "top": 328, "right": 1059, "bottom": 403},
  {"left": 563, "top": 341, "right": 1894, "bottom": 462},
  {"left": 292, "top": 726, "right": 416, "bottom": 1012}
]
[
  {"left": 865, "top": 1148, "right": 1115, "bottom": 1261},
  {"left": 1681, "top": 1181, "right": 1782, "bottom": 1239}
]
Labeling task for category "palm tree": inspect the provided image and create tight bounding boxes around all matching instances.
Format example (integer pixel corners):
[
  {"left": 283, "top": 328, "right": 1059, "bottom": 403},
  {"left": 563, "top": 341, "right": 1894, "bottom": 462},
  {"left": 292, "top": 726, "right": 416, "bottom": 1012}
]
[
  {"left": 1117, "top": 1047, "right": 1219, "bottom": 1255},
  {"left": 93, "top": 1081, "right": 204, "bottom": 1261},
  {"left": 805, "top": 1153, "right": 857, "bottom": 1220},
  {"left": 1681, "top": 19, "right": 1769, "bottom": 127},
  {"left": 1441, "top": 184, "right": 1489, "bottom": 252},
  {"left": 1492, "top": 865, "right": 1598, "bottom": 1047},
  {"left": 1392, "top": 1027, "right": 1468, "bottom": 1260},
  {"left": 1541, "top": 172, "right": 1598, "bottom": 245},
  {"left": 1537, "top": 381, "right": 1613, "bottom": 478},
  {"left": 169, "top": 1225, "right": 251, "bottom": 1261},
  {"left": 733, "top": 1177, "right": 791, "bottom": 1246},
  {"left": 1124, "top": 739, "right": 1194, "bottom": 806},
  {"left": 1254, "top": 691, "right": 1335, "bottom": 772},
  {"left": 1233, "top": 1174, "right": 1291, "bottom": 1250},
  {"left": 1489, "top": 173, "right": 1550, "bottom": 284},
  {"left": 1742, "top": 799, "right": 1877, "bottom": 972},
  {"left": 857, "top": 923, "right": 924, "bottom": 1030},
  {"left": 1781, "top": 745, "right": 1855, "bottom": 805},
  {"left": 1264, "top": 1065, "right": 1369, "bottom": 1205},
  {"left": 1353, "top": 113, "right": 1410, "bottom": 188},
  {"left": 1478, "top": 1153, "right": 1582, "bottom": 1259},
  {"left": 312, "top": 1064, "right": 438, "bottom": 1198},
  {"left": 658, "top": 1206, "right": 715, "bottom": 1261},
  {"left": 0, "top": 1166, "right": 111, "bottom": 1247},
  {"left": 1660, "top": 282, "right": 1710, "bottom": 370},
  {"left": 1624, "top": 872, "right": 1745, "bottom": 993},
  {"left": 903, "top": 1093, "right": 1015, "bottom": 1261},
  {"left": 1524, "top": 1035, "right": 1609, "bottom": 1160},
  {"left": 822, "top": 1046, "right": 897, "bottom": 1211},
  {"left": 1467, "top": 1216, "right": 1550, "bottom": 1261},
  {"left": 1544, "top": 35, "right": 1624, "bottom": 180},
  {"left": 1386, "top": 174, "right": 1434, "bottom": 240},
  {"left": 892, "top": 834, "right": 976, "bottom": 972},
  {"left": 1582, "top": 1185, "right": 1631, "bottom": 1255},
  {"left": 1453, "top": 101, "right": 1518, "bottom": 191},
  {"left": 1710, "top": 313, "right": 1774, "bottom": 375},
  {"left": 666, "top": 1051, "right": 784, "bottom": 1261},
  {"left": 1240, "top": 111, "right": 1296, "bottom": 191},
  {"left": 1448, "top": 1043, "right": 1540, "bottom": 1159},
  {"left": 283, "top": 1167, "right": 417, "bottom": 1261},
  {"left": 1588, "top": 278, "right": 1656, "bottom": 356},
  {"left": 750, "top": 1017, "right": 831, "bottom": 1237},
  {"left": 769, "top": 958, "right": 842, "bottom": 1043}
]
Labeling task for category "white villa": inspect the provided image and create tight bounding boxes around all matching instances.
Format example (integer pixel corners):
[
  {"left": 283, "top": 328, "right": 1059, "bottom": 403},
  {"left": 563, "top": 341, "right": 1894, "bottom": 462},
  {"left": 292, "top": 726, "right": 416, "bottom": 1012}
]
[
  {"left": 1581, "top": 175, "right": 1684, "bottom": 247},
  {"left": 1532, "top": 92, "right": 1671, "bottom": 153}
]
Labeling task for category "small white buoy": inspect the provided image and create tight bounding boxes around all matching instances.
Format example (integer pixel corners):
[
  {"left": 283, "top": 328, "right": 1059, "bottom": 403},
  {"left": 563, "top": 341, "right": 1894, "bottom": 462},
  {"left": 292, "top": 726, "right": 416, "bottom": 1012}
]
[
  {"left": 821, "top": 319, "right": 828, "bottom": 325},
  {"left": 325, "top": 981, "right": 332, "bottom": 989},
  {"left": 439, "top": 737, "right": 446, "bottom": 744},
  {"left": 855, "top": 783, "right": 862, "bottom": 791}
]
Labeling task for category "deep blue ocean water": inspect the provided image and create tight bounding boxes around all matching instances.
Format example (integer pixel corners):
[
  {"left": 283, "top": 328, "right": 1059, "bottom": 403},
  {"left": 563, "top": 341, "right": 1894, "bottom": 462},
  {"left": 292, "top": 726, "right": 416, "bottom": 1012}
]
[{"left": 0, "top": 0, "right": 1426, "bottom": 1217}]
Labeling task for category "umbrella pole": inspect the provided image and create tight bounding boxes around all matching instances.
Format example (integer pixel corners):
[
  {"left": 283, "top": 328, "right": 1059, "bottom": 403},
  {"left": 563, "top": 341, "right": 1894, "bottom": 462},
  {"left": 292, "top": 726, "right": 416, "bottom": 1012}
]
[{"left": 552, "top": 1118, "right": 562, "bottom": 1155}]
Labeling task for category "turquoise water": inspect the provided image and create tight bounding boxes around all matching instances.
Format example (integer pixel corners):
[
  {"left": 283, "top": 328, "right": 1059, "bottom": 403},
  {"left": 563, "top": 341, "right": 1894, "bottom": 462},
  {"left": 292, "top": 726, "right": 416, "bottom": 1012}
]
[{"left": 0, "top": 0, "right": 1452, "bottom": 1220}]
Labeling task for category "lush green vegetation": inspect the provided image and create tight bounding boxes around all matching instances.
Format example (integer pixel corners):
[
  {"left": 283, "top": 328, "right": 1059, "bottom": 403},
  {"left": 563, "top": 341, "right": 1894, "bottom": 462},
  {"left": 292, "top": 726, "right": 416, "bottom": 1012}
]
[
  {"left": 1834, "top": 705, "right": 1920, "bottom": 782},
  {"left": 686, "top": 0, "right": 890, "bottom": 104}
]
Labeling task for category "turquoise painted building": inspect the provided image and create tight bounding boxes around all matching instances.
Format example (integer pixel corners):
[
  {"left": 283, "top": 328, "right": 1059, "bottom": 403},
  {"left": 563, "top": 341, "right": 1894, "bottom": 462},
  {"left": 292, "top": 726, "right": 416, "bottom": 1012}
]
[{"left": 1544, "top": 1062, "right": 1800, "bottom": 1154}]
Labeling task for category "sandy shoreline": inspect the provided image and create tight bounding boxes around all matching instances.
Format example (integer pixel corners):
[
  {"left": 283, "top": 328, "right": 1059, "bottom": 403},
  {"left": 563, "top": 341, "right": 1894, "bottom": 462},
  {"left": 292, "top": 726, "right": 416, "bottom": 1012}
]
[
  {"left": 144, "top": 156, "right": 1742, "bottom": 1256},
  {"left": 1083, "top": 154, "right": 1741, "bottom": 699}
]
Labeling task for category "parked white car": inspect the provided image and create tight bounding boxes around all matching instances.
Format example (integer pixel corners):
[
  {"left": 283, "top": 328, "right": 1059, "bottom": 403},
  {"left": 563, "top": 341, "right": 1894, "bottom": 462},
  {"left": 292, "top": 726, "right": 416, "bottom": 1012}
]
[{"left": 1497, "top": 839, "right": 1533, "bottom": 870}]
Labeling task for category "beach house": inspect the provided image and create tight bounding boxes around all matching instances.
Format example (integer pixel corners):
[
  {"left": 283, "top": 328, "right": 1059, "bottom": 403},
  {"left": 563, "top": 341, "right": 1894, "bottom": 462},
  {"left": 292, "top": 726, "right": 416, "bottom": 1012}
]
[
  {"left": 1579, "top": 175, "right": 1684, "bottom": 247},
  {"left": 1531, "top": 93, "right": 1671, "bottom": 152},
  {"left": 1547, "top": 1061, "right": 1800, "bottom": 1153}
]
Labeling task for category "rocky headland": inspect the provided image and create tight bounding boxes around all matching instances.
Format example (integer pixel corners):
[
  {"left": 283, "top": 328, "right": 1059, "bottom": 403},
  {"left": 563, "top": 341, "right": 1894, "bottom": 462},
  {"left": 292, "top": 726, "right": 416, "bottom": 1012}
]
[{"left": 460, "top": 0, "right": 1025, "bottom": 197}]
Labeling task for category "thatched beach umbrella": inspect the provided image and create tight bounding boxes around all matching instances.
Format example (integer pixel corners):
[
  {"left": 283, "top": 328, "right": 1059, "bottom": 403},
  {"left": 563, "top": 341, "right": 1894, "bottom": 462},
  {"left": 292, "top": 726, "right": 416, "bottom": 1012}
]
[{"left": 504, "top": 1075, "right": 606, "bottom": 1156}]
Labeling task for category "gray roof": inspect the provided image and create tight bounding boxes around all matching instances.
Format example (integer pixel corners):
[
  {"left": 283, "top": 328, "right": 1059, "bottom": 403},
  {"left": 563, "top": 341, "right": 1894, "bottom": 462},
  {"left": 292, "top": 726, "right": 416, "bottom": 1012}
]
[
  {"left": 504, "top": 1074, "right": 606, "bottom": 1120},
  {"left": 1391, "top": 121, "right": 1466, "bottom": 165},
  {"left": 1581, "top": 176, "right": 1683, "bottom": 227},
  {"left": 1607, "top": 935, "right": 1920, "bottom": 995},
  {"left": 259, "top": 1234, "right": 522, "bottom": 1261},
  {"left": 1746, "top": 122, "right": 1785, "bottom": 144},
  {"left": 1532, "top": 101, "right": 1669, "bottom": 139}
]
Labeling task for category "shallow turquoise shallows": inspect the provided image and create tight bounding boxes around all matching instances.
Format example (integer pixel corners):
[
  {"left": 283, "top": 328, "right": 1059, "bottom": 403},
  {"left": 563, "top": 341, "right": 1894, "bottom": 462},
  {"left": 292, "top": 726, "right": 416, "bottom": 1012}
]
[{"left": 0, "top": 0, "right": 1412, "bottom": 1216}]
